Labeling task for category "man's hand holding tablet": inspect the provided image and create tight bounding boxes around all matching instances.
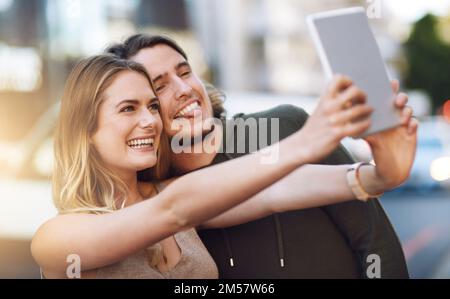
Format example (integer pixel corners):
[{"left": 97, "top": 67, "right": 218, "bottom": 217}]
[{"left": 307, "top": 7, "right": 418, "bottom": 192}]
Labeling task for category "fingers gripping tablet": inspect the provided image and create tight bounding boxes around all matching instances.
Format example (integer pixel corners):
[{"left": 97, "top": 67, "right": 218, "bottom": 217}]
[{"left": 307, "top": 7, "right": 402, "bottom": 137}]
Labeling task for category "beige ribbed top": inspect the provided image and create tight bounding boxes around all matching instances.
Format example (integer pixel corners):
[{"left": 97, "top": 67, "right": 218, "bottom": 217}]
[{"left": 95, "top": 228, "right": 219, "bottom": 279}]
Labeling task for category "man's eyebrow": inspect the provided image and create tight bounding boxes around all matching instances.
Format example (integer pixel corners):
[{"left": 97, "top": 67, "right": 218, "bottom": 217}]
[
  {"left": 152, "top": 74, "right": 165, "bottom": 84},
  {"left": 152, "top": 62, "right": 191, "bottom": 84},
  {"left": 176, "top": 61, "right": 191, "bottom": 70}
]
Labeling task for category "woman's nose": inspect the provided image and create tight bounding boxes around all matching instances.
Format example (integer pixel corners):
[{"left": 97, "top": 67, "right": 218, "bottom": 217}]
[{"left": 139, "top": 108, "right": 158, "bottom": 129}]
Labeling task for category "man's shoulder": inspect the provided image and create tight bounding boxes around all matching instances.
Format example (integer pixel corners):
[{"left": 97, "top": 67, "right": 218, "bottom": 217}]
[
  {"left": 230, "top": 105, "right": 309, "bottom": 137},
  {"left": 233, "top": 104, "right": 308, "bottom": 123},
  {"left": 216, "top": 105, "right": 310, "bottom": 160}
]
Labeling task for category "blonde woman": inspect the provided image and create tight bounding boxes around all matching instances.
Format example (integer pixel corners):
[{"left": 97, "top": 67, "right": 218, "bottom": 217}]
[{"left": 31, "top": 55, "right": 413, "bottom": 279}]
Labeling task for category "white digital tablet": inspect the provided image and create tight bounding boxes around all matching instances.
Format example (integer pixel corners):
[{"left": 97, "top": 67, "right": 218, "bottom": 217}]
[{"left": 307, "top": 7, "right": 402, "bottom": 137}]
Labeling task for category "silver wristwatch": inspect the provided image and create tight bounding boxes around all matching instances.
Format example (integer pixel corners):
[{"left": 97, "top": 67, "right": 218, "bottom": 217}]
[{"left": 346, "top": 162, "right": 384, "bottom": 201}]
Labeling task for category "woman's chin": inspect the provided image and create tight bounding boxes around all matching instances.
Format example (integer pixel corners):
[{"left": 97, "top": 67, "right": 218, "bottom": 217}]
[{"left": 132, "top": 158, "right": 157, "bottom": 172}]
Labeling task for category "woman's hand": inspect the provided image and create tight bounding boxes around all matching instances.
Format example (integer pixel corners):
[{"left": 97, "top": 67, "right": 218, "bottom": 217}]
[
  {"left": 364, "top": 80, "right": 418, "bottom": 190},
  {"left": 298, "top": 75, "right": 374, "bottom": 163}
]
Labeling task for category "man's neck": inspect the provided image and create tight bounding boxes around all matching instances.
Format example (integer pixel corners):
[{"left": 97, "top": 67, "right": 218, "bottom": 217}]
[
  {"left": 170, "top": 126, "right": 222, "bottom": 175},
  {"left": 170, "top": 151, "right": 218, "bottom": 175}
]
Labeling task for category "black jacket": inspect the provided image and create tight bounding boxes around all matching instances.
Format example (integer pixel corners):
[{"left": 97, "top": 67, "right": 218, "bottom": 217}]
[{"left": 198, "top": 105, "right": 409, "bottom": 278}]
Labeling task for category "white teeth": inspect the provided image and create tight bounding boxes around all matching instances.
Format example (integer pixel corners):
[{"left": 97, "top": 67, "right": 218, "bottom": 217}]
[
  {"left": 127, "top": 138, "right": 154, "bottom": 148},
  {"left": 176, "top": 102, "right": 200, "bottom": 118}
]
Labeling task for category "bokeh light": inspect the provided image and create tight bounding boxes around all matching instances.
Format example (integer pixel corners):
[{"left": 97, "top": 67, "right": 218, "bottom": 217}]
[
  {"left": 443, "top": 100, "right": 450, "bottom": 123},
  {"left": 430, "top": 156, "right": 450, "bottom": 181}
]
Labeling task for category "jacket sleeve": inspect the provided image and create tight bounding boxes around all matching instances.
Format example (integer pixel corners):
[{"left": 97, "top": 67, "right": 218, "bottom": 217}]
[{"left": 266, "top": 104, "right": 409, "bottom": 278}]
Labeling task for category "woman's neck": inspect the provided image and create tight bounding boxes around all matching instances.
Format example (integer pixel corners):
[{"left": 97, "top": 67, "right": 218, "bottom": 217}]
[{"left": 117, "top": 170, "right": 143, "bottom": 208}]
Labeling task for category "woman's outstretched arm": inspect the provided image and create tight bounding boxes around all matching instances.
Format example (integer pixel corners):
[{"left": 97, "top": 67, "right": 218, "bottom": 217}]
[
  {"left": 31, "top": 75, "right": 372, "bottom": 277},
  {"left": 199, "top": 82, "right": 418, "bottom": 229}
]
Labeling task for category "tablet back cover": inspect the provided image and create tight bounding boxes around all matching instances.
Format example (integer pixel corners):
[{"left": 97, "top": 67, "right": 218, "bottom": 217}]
[{"left": 307, "top": 7, "right": 401, "bottom": 137}]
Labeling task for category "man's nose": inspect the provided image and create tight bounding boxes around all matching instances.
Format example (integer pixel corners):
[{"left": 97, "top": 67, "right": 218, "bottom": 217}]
[{"left": 172, "top": 76, "right": 192, "bottom": 101}]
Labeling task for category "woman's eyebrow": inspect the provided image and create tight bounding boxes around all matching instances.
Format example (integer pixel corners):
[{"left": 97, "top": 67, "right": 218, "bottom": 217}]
[
  {"left": 115, "top": 96, "right": 158, "bottom": 108},
  {"left": 149, "top": 97, "right": 159, "bottom": 103},
  {"left": 115, "top": 99, "right": 139, "bottom": 108}
]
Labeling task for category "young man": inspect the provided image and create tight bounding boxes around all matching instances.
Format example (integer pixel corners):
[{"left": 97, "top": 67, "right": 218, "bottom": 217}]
[{"left": 106, "top": 34, "right": 416, "bottom": 278}]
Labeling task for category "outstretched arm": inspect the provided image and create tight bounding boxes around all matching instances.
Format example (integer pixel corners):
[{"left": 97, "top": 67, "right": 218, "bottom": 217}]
[
  {"left": 32, "top": 132, "right": 308, "bottom": 276},
  {"left": 199, "top": 80, "right": 417, "bottom": 229},
  {"left": 31, "top": 75, "right": 372, "bottom": 277}
]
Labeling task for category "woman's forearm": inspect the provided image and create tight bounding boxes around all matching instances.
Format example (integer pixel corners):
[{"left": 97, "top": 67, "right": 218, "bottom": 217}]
[
  {"left": 32, "top": 131, "right": 310, "bottom": 274},
  {"left": 163, "top": 132, "right": 311, "bottom": 229}
]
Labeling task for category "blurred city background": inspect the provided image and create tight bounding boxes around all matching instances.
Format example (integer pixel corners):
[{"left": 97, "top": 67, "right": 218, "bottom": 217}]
[{"left": 0, "top": 0, "right": 449, "bottom": 279}]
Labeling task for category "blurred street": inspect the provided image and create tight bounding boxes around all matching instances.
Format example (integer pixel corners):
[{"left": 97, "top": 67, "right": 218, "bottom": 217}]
[
  {"left": 382, "top": 190, "right": 450, "bottom": 279},
  {"left": 1, "top": 190, "right": 449, "bottom": 279},
  {"left": 1, "top": 0, "right": 450, "bottom": 280}
]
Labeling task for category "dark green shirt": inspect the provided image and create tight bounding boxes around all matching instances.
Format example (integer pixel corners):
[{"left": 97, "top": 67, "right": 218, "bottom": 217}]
[{"left": 198, "top": 105, "right": 408, "bottom": 279}]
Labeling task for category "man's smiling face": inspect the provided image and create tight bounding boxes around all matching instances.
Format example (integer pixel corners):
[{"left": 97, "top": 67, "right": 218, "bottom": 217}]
[{"left": 131, "top": 45, "right": 214, "bottom": 140}]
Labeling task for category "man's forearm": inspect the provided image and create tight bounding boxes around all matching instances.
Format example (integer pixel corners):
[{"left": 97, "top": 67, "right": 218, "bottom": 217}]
[
  {"left": 200, "top": 163, "right": 370, "bottom": 229},
  {"left": 265, "top": 164, "right": 356, "bottom": 213}
]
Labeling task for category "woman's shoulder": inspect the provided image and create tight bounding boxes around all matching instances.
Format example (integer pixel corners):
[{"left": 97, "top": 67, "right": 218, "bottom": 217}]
[
  {"left": 33, "top": 213, "right": 92, "bottom": 240},
  {"left": 33, "top": 212, "right": 98, "bottom": 242},
  {"left": 31, "top": 213, "right": 92, "bottom": 268}
]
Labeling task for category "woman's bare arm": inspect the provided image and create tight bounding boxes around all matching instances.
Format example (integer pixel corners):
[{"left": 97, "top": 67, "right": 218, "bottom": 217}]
[
  {"left": 30, "top": 123, "right": 331, "bottom": 276},
  {"left": 31, "top": 75, "right": 372, "bottom": 276},
  {"left": 199, "top": 81, "right": 418, "bottom": 229}
]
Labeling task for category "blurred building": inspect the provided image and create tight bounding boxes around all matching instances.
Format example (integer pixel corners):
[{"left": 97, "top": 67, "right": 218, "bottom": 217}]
[
  {"left": 0, "top": 0, "right": 449, "bottom": 279},
  {"left": 0, "top": 0, "right": 432, "bottom": 151},
  {"left": 188, "top": 0, "right": 398, "bottom": 95}
]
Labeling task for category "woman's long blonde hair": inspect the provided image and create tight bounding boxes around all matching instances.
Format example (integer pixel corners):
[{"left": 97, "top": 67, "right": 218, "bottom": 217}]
[{"left": 53, "top": 55, "right": 170, "bottom": 215}]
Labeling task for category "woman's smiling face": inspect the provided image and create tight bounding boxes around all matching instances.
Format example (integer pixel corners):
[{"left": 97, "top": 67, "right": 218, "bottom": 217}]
[{"left": 91, "top": 70, "right": 163, "bottom": 176}]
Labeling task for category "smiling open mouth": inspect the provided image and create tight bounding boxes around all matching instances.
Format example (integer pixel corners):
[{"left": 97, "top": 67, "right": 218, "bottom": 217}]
[
  {"left": 127, "top": 138, "right": 155, "bottom": 150},
  {"left": 174, "top": 101, "right": 201, "bottom": 119}
]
